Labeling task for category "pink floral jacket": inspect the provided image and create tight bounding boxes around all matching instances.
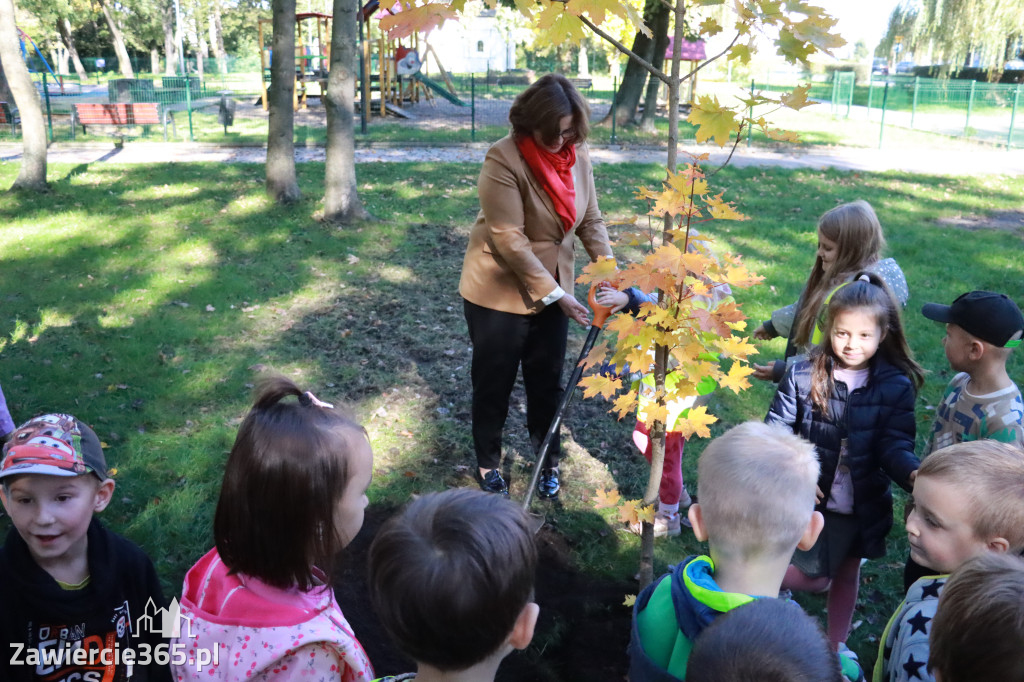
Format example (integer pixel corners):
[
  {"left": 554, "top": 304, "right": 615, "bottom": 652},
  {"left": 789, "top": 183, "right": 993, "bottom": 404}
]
[{"left": 171, "top": 548, "right": 373, "bottom": 682}]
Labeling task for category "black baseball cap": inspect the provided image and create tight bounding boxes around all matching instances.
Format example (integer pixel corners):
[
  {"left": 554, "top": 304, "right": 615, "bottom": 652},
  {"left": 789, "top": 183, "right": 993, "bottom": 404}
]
[{"left": 922, "top": 291, "right": 1024, "bottom": 348}]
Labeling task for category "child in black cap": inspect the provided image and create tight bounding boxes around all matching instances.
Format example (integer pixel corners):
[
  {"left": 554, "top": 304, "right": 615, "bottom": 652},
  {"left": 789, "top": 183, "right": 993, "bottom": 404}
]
[
  {"left": 902, "top": 290, "right": 1024, "bottom": 590},
  {"left": 0, "top": 414, "right": 170, "bottom": 682},
  {"left": 921, "top": 291, "right": 1024, "bottom": 454}
]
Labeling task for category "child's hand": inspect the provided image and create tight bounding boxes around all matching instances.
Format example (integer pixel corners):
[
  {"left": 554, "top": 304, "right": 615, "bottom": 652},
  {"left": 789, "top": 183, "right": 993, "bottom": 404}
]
[
  {"left": 752, "top": 323, "right": 773, "bottom": 340},
  {"left": 751, "top": 362, "right": 776, "bottom": 381},
  {"left": 815, "top": 485, "right": 825, "bottom": 503},
  {"left": 595, "top": 285, "right": 629, "bottom": 313}
]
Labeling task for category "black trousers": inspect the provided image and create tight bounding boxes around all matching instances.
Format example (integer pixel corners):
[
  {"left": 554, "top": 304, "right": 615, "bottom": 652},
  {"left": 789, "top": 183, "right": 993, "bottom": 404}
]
[{"left": 464, "top": 298, "right": 568, "bottom": 471}]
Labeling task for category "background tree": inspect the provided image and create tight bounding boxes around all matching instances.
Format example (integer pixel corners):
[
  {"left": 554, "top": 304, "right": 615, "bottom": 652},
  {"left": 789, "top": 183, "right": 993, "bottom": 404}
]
[
  {"left": 322, "top": 0, "right": 368, "bottom": 224},
  {"left": 95, "top": 0, "right": 135, "bottom": 76},
  {"left": 0, "top": 0, "right": 47, "bottom": 192},
  {"left": 881, "top": 0, "right": 1024, "bottom": 70},
  {"left": 209, "top": 0, "right": 228, "bottom": 74},
  {"left": 266, "top": 0, "right": 300, "bottom": 204}
]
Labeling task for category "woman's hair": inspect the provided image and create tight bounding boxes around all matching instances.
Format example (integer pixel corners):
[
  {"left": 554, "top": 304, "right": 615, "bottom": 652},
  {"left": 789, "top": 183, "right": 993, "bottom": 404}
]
[
  {"left": 214, "top": 375, "right": 365, "bottom": 590},
  {"left": 687, "top": 598, "right": 843, "bottom": 682},
  {"left": 808, "top": 271, "right": 924, "bottom": 414},
  {"left": 508, "top": 73, "right": 590, "bottom": 147},
  {"left": 368, "top": 489, "right": 537, "bottom": 671},
  {"left": 793, "top": 200, "right": 886, "bottom": 346}
]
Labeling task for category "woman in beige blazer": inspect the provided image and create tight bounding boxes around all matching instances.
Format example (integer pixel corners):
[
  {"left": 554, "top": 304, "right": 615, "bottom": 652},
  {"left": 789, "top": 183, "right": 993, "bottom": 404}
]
[{"left": 459, "top": 74, "right": 613, "bottom": 499}]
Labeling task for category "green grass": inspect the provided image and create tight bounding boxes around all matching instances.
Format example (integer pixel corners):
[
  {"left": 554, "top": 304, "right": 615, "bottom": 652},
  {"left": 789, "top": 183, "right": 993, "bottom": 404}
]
[{"left": 0, "top": 161, "right": 1022, "bottom": 672}]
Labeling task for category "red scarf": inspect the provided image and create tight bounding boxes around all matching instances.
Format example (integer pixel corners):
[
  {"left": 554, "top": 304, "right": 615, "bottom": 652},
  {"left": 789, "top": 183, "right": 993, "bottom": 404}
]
[{"left": 516, "top": 135, "right": 577, "bottom": 233}]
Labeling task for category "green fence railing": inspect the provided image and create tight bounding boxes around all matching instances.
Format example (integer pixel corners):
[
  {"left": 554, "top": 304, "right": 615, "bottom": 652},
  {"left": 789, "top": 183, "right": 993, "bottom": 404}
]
[{"left": 753, "top": 73, "right": 1024, "bottom": 150}]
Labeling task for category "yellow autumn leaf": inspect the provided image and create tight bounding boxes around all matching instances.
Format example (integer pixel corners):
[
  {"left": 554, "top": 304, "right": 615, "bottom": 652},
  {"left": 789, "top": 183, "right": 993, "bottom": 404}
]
[
  {"left": 593, "top": 487, "right": 622, "bottom": 510},
  {"left": 687, "top": 95, "right": 739, "bottom": 147},
  {"left": 623, "top": 2, "right": 651, "bottom": 37},
  {"left": 566, "top": 0, "right": 628, "bottom": 26},
  {"left": 698, "top": 17, "right": 722, "bottom": 37},
  {"left": 677, "top": 405, "right": 718, "bottom": 439},
  {"left": 780, "top": 84, "right": 813, "bottom": 110},
  {"left": 666, "top": 168, "right": 709, "bottom": 199},
  {"left": 637, "top": 504, "right": 656, "bottom": 524},
  {"left": 719, "top": 362, "right": 755, "bottom": 394},
  {"left": 618, "top": 499, "right": 640, "bottom": 524},
  {"left": 613, "top": 392, "right": 638, "bottom": 419},
  {"left": 715, "top": 334, "right": 757, "bottom": 359},
  {"left": 728, "top": 43, "right": 752, "bottom": 63},
  {"left": 623, "top": 594, "right": 637, "bottom": 608},
  {"left": 577, "top": 255, "right": 619, "bottom": 285},
  {"left": 580, "top": 373, "right": 621, "bottom": 400},
  {"left": 379, "top": 4, "right": 457, "bottom": 39},
  {"left": 704, "top": 192, "right": 749, "bottom": 221},
  {"left": 722, "top": 264, "right": 763, "bottom": 288},
  {"left": 765, "top": 127, "right": 801, "bottom": 143},
  {"left": 581, "top": 340, "right": 610, "bottom": 371},
  {"left": 774, "top": 29, "right": 815, "bottom": 65}
]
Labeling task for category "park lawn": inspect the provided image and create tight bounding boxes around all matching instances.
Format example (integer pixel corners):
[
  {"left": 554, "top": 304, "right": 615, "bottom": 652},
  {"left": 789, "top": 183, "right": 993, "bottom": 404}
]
[{"left": 0, "top": 160, "right": 1022, "bottom": 669}]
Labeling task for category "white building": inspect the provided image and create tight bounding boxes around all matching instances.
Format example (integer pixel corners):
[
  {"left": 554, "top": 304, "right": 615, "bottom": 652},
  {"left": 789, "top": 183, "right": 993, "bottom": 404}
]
[{"left": 425, "top": 9, "right": 515, "bottom": 74}]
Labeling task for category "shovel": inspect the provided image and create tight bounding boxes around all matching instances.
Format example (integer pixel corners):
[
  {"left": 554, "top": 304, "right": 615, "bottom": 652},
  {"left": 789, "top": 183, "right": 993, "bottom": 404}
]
[{"left": 521, "top": 282, "right": 614, "bottom": 515}]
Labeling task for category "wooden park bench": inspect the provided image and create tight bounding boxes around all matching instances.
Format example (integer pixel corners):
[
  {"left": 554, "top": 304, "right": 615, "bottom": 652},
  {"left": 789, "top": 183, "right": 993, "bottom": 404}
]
[
  {"left": 567, "top": 77, "right": 593, "bottom": 92},
  {"left": 0, "top": 102, "right": 19, "bottom": 134},
  {"left": 72, "top": 102, "right": 161, "bottom": 140}
]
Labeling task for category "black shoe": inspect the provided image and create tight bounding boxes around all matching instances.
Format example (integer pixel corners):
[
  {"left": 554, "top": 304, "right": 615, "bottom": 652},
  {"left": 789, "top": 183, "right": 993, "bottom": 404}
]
[
  {"left": 479, "top": 469, "right": 509, "bottom": 496},
  {"left": 538, "top": 467, "right": 560, "bottom": 499}
]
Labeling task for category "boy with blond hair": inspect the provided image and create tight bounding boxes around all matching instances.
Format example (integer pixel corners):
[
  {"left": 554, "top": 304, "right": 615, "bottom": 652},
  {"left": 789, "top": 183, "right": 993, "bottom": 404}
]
[
  {"left": 928, "top": 552, "right": 1024, "bottom": 682},
  {"left": 627, "top": 421, "right": 859, "bottom": 681},
  {"left": 875, "top": 440, "right": 1024, "bottom": 682},
  {"left": 902, "top": 291, "right": 1024, "bottom": 588}
]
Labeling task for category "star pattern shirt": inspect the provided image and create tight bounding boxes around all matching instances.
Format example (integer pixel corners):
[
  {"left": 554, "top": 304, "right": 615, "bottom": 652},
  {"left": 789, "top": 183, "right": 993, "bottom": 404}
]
[{"left": 874, "top": 576, "right": 947, "bottom": 682}]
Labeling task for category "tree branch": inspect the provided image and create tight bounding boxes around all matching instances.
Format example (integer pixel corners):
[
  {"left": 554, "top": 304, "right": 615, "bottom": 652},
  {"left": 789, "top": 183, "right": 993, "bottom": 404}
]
[
  {"left": 706, "top": 121, "right": 746, "bottom": 177},
  {"left": 578, "top": 14, "right": 670, "bottom": 84},
  {"left": 681, "top": 31, "right": 741, "bottom": 83}
]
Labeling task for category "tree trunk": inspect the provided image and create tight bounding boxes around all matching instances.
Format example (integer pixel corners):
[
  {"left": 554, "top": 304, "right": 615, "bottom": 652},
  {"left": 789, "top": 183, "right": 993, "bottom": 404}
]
[
  {"left": 163, "top": 3, "right": 177, "bottom": 75},
  {"left": 0, "top": 0, "right": 48, "bottom": 192},
  {"left": 57, "top": 18, "right": 89, "bottom": 82},
  {"left": 323, "top": 0, "right": 368, "bottom": 224},
  {"left": 639, "top": 4, "right": 671, "bottom": 131},
  {"left": 150, "top": 47, "right": 160, "bottom": 75},
  {"left": 96, "top": 0, "right": 135, "bottom": 77},
  {"left": 210, "top": 1, "right": 228, "bottom": 75},
  {"left": 195, "top": 0, "right": 207, "bottom": 80},
  {"left": 0, "top": 52, "right": 12, "bottom": 104},
  {"left": 266, "top": 0, "right": 300, "bottom": 204},
  {"left": 601, "top": 0, "right": 668, "bottom": 125}
]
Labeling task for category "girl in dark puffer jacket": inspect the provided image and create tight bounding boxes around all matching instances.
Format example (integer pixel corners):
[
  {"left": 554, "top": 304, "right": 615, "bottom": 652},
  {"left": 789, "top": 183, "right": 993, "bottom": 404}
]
[{"left": 766, "top": 272, "right": 924, "bottom": 654}]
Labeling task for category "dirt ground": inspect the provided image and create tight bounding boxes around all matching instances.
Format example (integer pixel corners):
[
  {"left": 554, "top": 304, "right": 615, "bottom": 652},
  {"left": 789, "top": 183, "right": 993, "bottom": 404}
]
[{"left": 335, "top": 506, "right": 635, "bottom": 681}]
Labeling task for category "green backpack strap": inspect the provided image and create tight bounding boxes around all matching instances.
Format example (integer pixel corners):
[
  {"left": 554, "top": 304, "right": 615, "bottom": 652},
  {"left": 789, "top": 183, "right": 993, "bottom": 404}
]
[{"left": 809, "top": 281, "right": 852, "bottom": 346}]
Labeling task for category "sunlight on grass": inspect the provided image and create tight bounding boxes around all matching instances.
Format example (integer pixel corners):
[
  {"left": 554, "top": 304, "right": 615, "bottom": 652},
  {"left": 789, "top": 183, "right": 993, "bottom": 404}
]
[{"left": 1, "top": 160, "right": 1022, "bottom": 668}]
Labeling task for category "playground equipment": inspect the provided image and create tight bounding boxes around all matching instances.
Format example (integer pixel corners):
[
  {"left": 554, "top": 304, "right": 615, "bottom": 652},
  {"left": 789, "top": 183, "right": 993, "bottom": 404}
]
[
  {"left": 17, "top": 28, "right": 74, "bottom": 95},
  {"left": 254, "top": 6, "right": 467, "bottom": 118},
  {"left": 357, "top": 0, "right": 467, "bottom": 120},
  {"left": 257, "top": 12, "right": 332, "bottom": 111}
]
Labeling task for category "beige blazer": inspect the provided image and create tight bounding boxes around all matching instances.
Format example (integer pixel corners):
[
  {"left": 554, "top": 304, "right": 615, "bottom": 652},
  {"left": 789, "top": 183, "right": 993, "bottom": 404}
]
[{"left": 459, "top": 135, "right": 613, "bottom": 315}]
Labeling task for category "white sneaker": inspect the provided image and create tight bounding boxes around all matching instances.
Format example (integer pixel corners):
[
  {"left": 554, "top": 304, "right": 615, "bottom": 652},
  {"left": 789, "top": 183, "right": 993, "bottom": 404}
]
[{"left": 653, "top": 511, "right": 682, "bottom": 537}]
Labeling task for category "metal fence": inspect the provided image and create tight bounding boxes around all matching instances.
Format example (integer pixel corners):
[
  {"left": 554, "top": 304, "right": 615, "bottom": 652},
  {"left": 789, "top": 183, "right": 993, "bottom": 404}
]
[
  {"left": 756, "top": 73, "right": 1023, "bottom": 149},
  {"left": 2, "top": 72, "right": 660, "bottom": 147}
]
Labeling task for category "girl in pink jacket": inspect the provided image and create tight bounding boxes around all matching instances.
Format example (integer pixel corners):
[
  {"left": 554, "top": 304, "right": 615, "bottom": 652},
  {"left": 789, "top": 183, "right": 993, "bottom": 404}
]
[{"left": 172, "top": 377, "right": 374, "bottom": 682}]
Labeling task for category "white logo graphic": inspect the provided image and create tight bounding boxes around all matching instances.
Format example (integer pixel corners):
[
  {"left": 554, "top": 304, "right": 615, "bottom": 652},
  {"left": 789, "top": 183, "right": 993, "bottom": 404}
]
[{"left": 135, "top": 597, "right": 194, "bottom": 639}]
